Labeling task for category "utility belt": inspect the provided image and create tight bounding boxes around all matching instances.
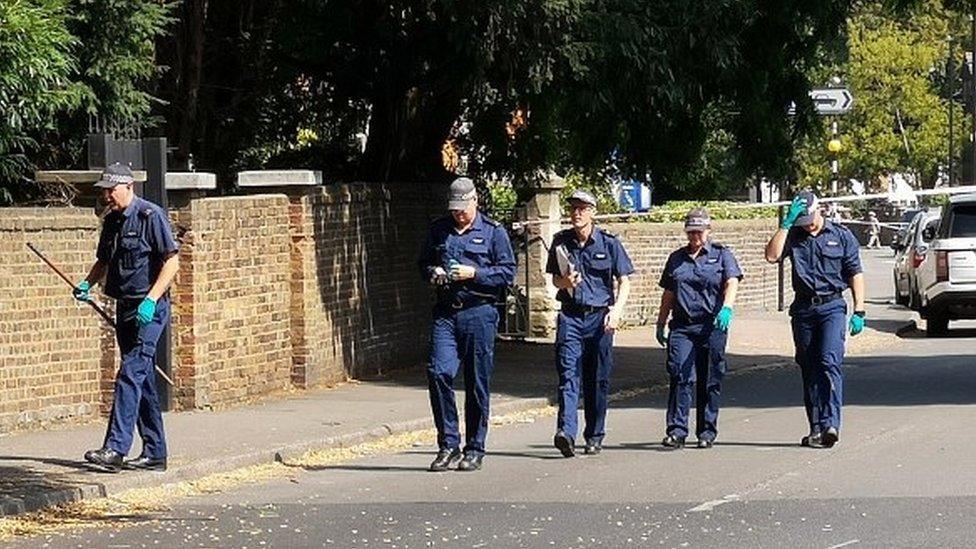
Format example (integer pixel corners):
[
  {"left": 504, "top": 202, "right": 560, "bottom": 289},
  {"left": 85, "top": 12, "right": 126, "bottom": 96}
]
[
  {"left": 560, "top": 301, "right": 609, "bottom": 316},
  {"left": 438, "top": 292, "right": 497, "bottom": 311},
  {"left": 671, "top": 309, "right": 708, "bottom": 326},
  {"left": 794, "top": 291, "right": 843, "bottom": 307}
]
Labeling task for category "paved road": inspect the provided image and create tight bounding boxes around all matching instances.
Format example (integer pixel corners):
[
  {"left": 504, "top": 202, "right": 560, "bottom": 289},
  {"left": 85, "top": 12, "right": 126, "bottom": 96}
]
[{"left": 13, "top": 250, "right": 976, "bottom": 548}]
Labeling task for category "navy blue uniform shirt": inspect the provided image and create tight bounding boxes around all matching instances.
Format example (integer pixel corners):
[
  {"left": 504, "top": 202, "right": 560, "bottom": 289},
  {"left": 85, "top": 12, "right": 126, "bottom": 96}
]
[
  {"left": 659, "top": 241, "right": 743, "bottom": 324},
  {"left": 418, "top": 212, "right": 516, "bottom": 305},
  {"left": 783, "top": 220, "right": 862, "bottom": 297},
  {"left": 96, "top": 196, "right": 179, "bottom": 300},
  {"left": 546, "top": 227, "right": 635, "bottom": 308}
]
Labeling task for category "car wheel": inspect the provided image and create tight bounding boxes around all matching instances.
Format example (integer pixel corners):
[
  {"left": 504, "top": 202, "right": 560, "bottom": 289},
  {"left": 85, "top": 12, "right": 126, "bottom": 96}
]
[{"left": 927, "top": 314, "right": 949, "bottom": 337}]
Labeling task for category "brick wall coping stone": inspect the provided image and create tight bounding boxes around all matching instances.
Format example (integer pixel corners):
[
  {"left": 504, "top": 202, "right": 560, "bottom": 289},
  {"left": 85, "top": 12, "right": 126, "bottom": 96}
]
[
  {"left": 166, "top": 172, "right": 216, "bottom": 190},
  {"left": 237, "top": 170, "right": 323, "bottom": 187},
  {"left": 35, "top": 170, "right": 148, "bottom": 184}
]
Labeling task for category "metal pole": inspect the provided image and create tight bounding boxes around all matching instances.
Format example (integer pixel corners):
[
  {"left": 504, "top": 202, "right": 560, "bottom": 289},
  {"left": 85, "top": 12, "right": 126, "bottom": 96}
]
[
  {"left": 971, "top": 14, "right": 975, "bottom": 185},
  {"left": 950, "top": 36, "right": 956, "bottom": 186},
  {"left": 777, "top": 181, "right": 785, "bottom": 312},
  {"left": 830, "top": 119, "right": 840, "bottom": 194}
]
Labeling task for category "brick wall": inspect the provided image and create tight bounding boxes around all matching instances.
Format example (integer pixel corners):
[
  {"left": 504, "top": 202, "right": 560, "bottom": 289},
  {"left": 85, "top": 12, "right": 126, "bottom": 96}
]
[
  {"left": 1, "top": 184, "right": 789, "bottom": 431},
  {"left": 289, "top": 183, "right": 445, "bottom": 387},
  {"left": 0, "top": 210, "right": 113, "bottom": 431},
  {"left": 170, "top": 196, "right": 294, "bottom": 409}
]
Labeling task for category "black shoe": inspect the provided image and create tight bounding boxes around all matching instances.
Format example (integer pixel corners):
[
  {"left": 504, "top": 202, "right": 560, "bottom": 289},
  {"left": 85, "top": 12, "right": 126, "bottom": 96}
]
[
  {"left": 821, "top": 427, "right": 839, "bottom": 448},
  {"left": 123, "top": 455, "right": 167, "bottom": 471},
  {"left": 428, "top": 448, "right": 462, "bottom": 472},
  {"left": 662, "top": 435, "right": 686, "bottom": 449},
  {"left": 554, "top": 431, "right": 575, "bottom": 458},
  {"left": 84, "top": 448, "right": 123, "bottom": 473},
  {"left": 457, "top": 454, "right": 484, "bottom": 472},
  {"left": 801, "top": 432, "right": 824, "bottom": 448},
  {"left": 584, "top": 439, "right": 602, "bottom": 455},
  {"left": 696, "top": 438, "right": 714, "bottom": 449}
]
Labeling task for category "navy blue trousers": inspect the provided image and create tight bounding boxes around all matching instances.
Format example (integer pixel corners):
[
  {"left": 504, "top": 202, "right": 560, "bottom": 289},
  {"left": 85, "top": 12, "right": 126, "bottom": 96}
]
[
  {"left": 554, "top": 309, "right": 614, "bottom": 444},
  {"left": 104, "top": 297, "right": 169, "bottom": 459},
  {"left": 427, "top": 303, "right": 499, "bottom": 456},
  {"left": 791, "top": 299, "right": 847, "bottom": 434},
  {"left": 665, "top": 322, "right": 728, "bottom": 441}
]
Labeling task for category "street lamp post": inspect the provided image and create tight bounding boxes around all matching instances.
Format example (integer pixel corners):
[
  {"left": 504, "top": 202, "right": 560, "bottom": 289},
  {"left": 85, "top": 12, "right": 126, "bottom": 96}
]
[
  {"left": 949, "top": 35, "right": 955, "bottom": 186},
  {"left": 971, "top": 14, "right": 975, "bottom": 185}
]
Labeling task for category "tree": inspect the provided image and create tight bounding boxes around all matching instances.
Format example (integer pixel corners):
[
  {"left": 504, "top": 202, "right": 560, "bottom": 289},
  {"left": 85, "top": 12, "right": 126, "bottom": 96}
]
[
  {"left": 0, "top": 0, "right": 172, "bottom": 204},
  {"left": 795, "top": 0, "right": 966, "bottom": 191},
  {"left": 0, "top": 0, "right": 82, "bottom": 204},
  {"left": 158, "top": 0, "right": 857, "bottom": 199}
]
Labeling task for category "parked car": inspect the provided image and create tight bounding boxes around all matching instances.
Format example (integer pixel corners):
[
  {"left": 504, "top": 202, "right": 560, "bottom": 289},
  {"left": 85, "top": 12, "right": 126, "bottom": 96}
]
[
  {"left": 915, "top": 194, "right": 976, "bottom": 336},
  {"left": 892, "top": 210, "right": 941, "bottom": 308},
  {"left": 890, "top": 208, "right": 921, "bottom": 251}
]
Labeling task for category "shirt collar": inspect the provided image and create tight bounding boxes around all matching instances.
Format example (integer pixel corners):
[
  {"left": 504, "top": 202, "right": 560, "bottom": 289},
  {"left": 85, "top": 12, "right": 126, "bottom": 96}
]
[
  {"left": 685, "top": 240, "right": 712, "bottom": 260},
  {"left": 471, "top": 212, "right": 485, "bottom": 232},
  {"left": 121, "top": 196, "right": 140, "bottom": 218}
]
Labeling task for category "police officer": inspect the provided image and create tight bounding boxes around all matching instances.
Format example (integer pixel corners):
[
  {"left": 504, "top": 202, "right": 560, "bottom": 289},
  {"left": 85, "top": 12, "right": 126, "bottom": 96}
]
[
  {"left": 655, "top": 208, "right": 742, "bottom": 449},
  {"left": 546, "top": 190, "right": 634, "bottom": 457},
  {"left": 765, "top": 191, "right": 865, "bottom": 448},
  {"left": 73, "top": 163, "right": 179, "bottom": 472},
  {"left": 418, "top": 177, "right": 516, "bottom": 472}
]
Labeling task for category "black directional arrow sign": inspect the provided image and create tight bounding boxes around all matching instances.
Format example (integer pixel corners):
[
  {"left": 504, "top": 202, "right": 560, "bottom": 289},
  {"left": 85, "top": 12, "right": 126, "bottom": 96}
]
[{"left": 808, "top": 87, "right": 853, "bottom": 116}]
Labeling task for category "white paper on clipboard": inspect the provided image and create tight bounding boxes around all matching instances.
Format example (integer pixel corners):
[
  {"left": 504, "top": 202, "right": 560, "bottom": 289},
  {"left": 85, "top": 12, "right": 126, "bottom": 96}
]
[{"left": 555, "top": 244, "right": 576, "bottom": 296}]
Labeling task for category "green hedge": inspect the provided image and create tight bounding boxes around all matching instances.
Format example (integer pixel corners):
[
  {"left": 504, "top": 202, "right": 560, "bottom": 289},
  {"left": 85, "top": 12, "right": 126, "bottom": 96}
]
[{"left": 617, "top": 200, "right": 777, "bottom": 223}]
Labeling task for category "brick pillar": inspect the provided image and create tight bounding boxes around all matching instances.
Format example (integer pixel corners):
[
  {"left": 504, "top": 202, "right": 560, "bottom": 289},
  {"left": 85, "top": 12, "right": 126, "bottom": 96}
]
[{"left": 523, "top": 173, "right": 566, "bottom": 338}]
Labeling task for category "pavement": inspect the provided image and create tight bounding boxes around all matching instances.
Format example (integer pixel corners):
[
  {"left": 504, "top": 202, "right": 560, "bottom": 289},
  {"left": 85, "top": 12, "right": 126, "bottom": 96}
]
[{"left": 0, "top": 262, "right": 895, "bottom": 517}]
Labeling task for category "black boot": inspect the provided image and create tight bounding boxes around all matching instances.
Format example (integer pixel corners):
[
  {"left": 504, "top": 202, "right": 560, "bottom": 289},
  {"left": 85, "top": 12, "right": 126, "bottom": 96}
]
[
  {"left": 457, "top": 453, "right": 484, "bottom": 472},
  {"left": 84, "top": 448, "right": 123, "bottom": 473},
  {"left": 554, "top": 431, "right": 575, "bottom": 458},
  {"left": 821, "top": 427, "right": 839, "bottom": 448},
  {"left": 662, "top": 435, "right": 686, "bottom": 449},
  {"left": 428, "top": 448, "right": 462, "bottom": 472},
  {"left": 124, "top": 455, "right": 167, "bottom": 471}
]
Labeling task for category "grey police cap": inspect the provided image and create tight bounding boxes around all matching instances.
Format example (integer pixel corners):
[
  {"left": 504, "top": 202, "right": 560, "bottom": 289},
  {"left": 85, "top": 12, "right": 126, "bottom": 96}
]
[
  {"left": 567, "top": 189, "right": 597, "bottom": 207},
  {"left": 684, "top": 207, "right": 712, "bottom": 231},
  {"left": 94, "top": 162, "right": 135, "bottom": 189},
  {"left": 448, "top": 177, "right": 477, "bottom": 210},
  {"left": 792, "top": 190, "right": 819, "bottom": 226}
]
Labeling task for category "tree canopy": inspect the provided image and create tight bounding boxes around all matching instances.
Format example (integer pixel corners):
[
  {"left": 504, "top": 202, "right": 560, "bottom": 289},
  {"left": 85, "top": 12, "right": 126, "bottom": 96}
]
[
  {"left": 795, "top": 0, "right": 967, "bottom": 191},
  {"left": 2, "top": 0, "right": 962, "bottom": 204}
]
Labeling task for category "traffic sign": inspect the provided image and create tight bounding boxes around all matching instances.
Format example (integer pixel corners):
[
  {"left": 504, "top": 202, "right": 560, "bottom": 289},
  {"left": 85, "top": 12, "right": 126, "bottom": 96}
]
[{"left": 787, "top": 88, "right": 854, "bottom": 116}]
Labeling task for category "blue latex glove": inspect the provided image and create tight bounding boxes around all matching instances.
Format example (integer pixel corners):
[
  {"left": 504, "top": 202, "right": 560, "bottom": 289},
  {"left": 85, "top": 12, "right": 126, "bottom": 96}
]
[
  {"left": 714, "top": 305, "right": 734, "bottom": 331},
  {"left": 655, "top": 324, "right": 668, "bottom": 347},
  {"left": 781, "top": 196, "right": 808, "bottom": 229},
  {"left": 446, "top": 259, "right": 459, "bottom": 281},
  {"left": 136, "top": 297, "right": 157, "bottom": 327},
  {"left": 73, "top": 280, "right": 92, "bottom": 302},
  {"left": 849, "top": 311, "right": 865, "bottom": 336}
]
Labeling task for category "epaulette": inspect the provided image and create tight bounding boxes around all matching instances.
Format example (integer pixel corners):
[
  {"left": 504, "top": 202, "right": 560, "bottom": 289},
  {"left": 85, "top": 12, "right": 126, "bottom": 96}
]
[
  {"left": 601, "top": 229, "right": 618, "bottom": 239},
  {"left": 139, "top": 207, "right": 156, "bottom": 218},
  {"left": 482, "top": 216, "right": 500, "bottom": 227},
  {"left": 711, "top": 241, "right": 725, "bottom": 249}
]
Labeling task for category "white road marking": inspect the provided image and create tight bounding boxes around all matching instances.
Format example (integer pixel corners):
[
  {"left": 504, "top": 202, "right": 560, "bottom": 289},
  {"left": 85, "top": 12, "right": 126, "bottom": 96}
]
[
  {"left": 826, "top": 540, "right": 860, "bottom": 549},
  {"left": 686, "top": 494, "right": 740, "bottom": 513}
]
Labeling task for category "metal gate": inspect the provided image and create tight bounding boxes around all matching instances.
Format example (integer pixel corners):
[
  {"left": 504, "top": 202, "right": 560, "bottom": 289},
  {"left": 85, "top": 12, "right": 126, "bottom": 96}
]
[{"left": 496, "top": 216, "right": 530, "bottom": 339}]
